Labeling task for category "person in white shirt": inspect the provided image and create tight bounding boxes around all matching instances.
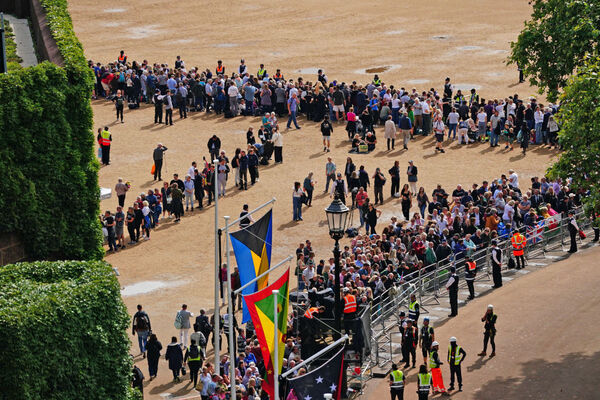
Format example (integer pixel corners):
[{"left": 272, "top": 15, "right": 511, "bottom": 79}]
[
  {"left": 476, "top": 108, "right": 487, "bottom": 141},
  {"left": 187, "top": 161, "right": 197, "bottom": 179},
  {"left": 228, "top": 84, "right": 239, "bottom": 116},
  {"left": 534, "top": 106, "right": 544, "bottom": 144},
  {"left": 447, "top": 108, "right": 460, "bottom": 140},
  {"left": 508, "top": 169, "right": 519, "bottom": 188},
  {"left": 272, "top": 128, "right": 283, "bottom": 163},
  {"left": 502, "top": 200, "right": 515, "bottom": 225},
  {"left": 433, "top": 114, "right": 446, "bottom": 153}
]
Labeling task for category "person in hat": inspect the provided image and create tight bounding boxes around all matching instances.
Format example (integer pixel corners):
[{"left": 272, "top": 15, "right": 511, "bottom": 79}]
[
  {"left": 420, "top": 317, "right": 435, "bottom": 364},
  {"left": 478, "top": 305, "right": 497, "bottom": 357},
  {"left": 428, "top": 341, "right": 447, "bottom": 395},
  {"left": 567, "top": 210, "right": 579, "bottom": 253},
  {"left": 402, "top": 318, "right": 418, "bottom": 368},
  {"left": 490, "top": 239, "right": 503, "bottom": 288},
  {"left": 447, "top": 337, "right": 466, "bottom": 392},
  {"left": 445, "top": 267, "right": 459, "bottom": 317},
  {"left": 388, "top": 362, "right": 405, "bottom": 400}
]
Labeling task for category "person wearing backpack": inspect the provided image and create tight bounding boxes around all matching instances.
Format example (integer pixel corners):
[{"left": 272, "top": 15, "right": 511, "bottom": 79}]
[
  {"left": 175, "top": 304, "right": 194, "bottom": 348},
  {"left": 194, "top": 309, "right": 212, "bottom": 352},
  {"left": 184, "top": 339, "right": 204, "bottom": 387},
  {"left": 132, "top": 304, "right": 152, "bottom": 357}
]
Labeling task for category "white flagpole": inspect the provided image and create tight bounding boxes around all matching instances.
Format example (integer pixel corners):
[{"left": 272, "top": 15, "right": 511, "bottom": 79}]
[
  {"left": 224, "top": 216, "right": 236, "bottom": 400},
  {"left": 273, "top": 289, "right": 280, "bottom": 400},
  {"left": 213, "top": 159, "right": 220, "bottom": 371}
]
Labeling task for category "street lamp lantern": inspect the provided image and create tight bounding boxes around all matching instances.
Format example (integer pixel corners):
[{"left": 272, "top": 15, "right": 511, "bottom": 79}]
[
  {"left": 324, "top": 196, "right": 350, "bottom": 338},
  {"left": 324, "top": 196, "right": 350, "bottom": 239}
]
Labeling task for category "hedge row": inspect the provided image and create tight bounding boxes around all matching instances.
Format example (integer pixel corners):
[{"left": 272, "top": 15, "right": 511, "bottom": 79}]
[
  {"left": 0, "top": 261, "right": 136, "bottom": 400},
  {"left": 0, "top": 0, "right": 103, "bottom": 260}
]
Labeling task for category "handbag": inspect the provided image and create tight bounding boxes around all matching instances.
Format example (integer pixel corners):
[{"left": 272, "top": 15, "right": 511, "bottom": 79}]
[
  {"left": 151, "top": 164, "right": 156, "bottom": 175},
  {"left": 579, "top": 229, "right": 587, "bottom": 239},
  {"left": 181, "top": 366, "right": 187, "bottom": 376},
  {"left": 196, "top": 381, "right": 204, "bottom": 392}
]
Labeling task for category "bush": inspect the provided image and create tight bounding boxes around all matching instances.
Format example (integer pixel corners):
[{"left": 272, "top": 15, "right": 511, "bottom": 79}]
[
  {"left": 0, "top": 261, "right": 134, "bottom": 400},
  {"left": 0, "top": 0, "right": 103, "bottom": 260},
  {"left": 4, "top": 20, "right": 23, "bottom": 72}
]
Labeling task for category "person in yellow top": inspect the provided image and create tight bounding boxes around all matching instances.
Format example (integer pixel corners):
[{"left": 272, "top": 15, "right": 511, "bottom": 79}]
[
  {"left": 388, "top": 363, "right": 405, "bottom": 400},
  {"left": 447, "top": 337, "right": 466, "bottom": 392},
  {"left": 417, "top": 364, "right": 432, "bottom": 400},
  {"left": 511, "top": 230, "right": 526, "bottom": 269}
]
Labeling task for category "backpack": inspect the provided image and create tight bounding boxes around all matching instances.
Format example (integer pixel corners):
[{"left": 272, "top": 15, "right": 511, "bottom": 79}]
[
  {"left": 163, "top": 95, "right": 170, "bottom": 106},
  {"left": 174, "top": 311, "right": 184, "bottom": 329},
  {"left": 135, "top": 313, "right": 149, "bottom": 331},
  {"left": 189, "top": 344, "right": 199, "bottom": 359}
]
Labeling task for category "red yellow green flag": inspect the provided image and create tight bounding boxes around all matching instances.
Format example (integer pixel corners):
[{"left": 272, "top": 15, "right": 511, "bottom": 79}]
[{"left": 243, "top": 268, "right": 290, "bottom": 398}]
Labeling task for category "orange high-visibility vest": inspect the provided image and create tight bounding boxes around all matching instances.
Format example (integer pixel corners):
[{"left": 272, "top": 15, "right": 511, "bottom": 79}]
[
  {"left": 118, "top": 54, "right": 126, "bottom": 62},
  {"left": 216, "top": 65, "right": 225, "bottom": 74},
  {"left": 344, "top": 294, "right": 357, "bottom": 313},
  {"left": 466, "top": 261, "right": 476, "bottom": 271},
  {"left": 304, "top": 307, "right": 318, "bottom": 319},
  {"left": 511, "top": 233, "right": 525, "bottom": 256}
]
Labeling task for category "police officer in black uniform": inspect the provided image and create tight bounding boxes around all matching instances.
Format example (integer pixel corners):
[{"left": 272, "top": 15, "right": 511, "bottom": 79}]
[
  {"left": 490, "top": 240, "right": 503, "bottom": 288},
  {"left": 446, "top": 267, "right": 459, "bottom": 317},
  {"left": 464, "top": 257, "right": 477, "bottom": 300}
]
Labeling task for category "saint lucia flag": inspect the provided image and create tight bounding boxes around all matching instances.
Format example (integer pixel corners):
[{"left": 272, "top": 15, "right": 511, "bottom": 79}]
[{"left": 230, "top": 209, "right": 273, "bottom": 322}]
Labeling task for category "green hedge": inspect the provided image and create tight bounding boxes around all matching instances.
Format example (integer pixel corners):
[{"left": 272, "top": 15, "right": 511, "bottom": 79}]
[
  {"left": 0, "top": 261, "right": 137, "bottom": 399},
  {"left": 0, "top": 0, "right": 103, "bottom": 260},
  {"left": 4, "top": 20, "right": 23, "bottom": 72}
]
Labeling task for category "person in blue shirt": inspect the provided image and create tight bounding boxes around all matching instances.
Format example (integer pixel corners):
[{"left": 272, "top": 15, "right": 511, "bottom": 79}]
[{"left": 243, "top": 346, "right": 257, "bottom": 365}]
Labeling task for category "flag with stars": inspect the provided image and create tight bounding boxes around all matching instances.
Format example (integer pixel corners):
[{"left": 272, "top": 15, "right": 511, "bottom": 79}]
[
  {"left": 243, "top": 268, "right": 290, "bottom": 398},
  {"left": 287, "top": 345, "right": 345, "bottom": 400}
]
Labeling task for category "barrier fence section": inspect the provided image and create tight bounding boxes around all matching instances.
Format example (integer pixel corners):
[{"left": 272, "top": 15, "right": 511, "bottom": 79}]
[{"left": 364, "top": 208, "right": 592, "bottom": 375}]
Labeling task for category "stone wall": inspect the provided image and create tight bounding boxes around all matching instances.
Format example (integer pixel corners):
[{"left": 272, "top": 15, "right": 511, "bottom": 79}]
[{"left": 0, "top": 233, "right": 26, "bottom": 266}]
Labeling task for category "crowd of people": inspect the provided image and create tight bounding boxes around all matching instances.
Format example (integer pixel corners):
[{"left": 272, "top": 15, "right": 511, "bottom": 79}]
[{"left": 91, "top": 53, "right": 562, "bottom": 156}]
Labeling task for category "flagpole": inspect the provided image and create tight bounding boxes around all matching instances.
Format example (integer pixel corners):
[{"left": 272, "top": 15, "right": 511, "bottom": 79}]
[
  {"left": 273, "top": 289, "right": 280, "bottom": 400},
  {"left": 223, "top": 197, "right": 277, "bottom": 228},
  {"left": 233, "top": 256, "right": 293, "bottom": 295},
  {"left": 224, "top": 216, "right": 236, "bottom": 400},
  {"left": 280, "top": 335, "right": 349, "bottom": 379},
  {"left": 213, "top": 159, "right": 220, "bottom": 372}
]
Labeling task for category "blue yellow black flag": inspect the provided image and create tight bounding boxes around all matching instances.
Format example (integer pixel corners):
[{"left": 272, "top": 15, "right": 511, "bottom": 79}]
[{"left": 230, "top": 209, "right": 273, "bottom": 322}]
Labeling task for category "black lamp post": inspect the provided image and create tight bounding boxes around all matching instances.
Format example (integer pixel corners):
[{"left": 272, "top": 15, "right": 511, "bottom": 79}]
[{"left": 324, "top": 196, "right": 350, "bottom": 336}]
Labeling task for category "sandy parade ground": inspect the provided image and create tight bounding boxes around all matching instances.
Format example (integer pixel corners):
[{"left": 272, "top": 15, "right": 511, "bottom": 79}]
[{"left": 65, "top": 0, "right": 600, "bottom": 398}]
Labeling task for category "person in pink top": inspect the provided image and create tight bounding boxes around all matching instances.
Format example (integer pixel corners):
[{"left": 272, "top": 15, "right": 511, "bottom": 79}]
[{"left": 346, "top": 107, "right": 357, "bottom": 139}]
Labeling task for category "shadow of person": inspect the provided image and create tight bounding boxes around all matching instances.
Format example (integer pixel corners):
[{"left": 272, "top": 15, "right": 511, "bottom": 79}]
[{"left": 466, "top": 355, "right": 492, "bottom": 372}]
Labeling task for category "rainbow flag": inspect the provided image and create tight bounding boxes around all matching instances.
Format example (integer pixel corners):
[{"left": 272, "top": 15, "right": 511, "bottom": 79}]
[{"left": 243, "top": 268, "right": 290, "bottom": 398}]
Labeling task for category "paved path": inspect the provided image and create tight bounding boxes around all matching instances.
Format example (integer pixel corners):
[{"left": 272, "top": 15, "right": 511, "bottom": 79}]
[
  {"left": 4, "top": 14, "right": 37, "bottom": 67},
  {"left": 363, "top": 243, "right": 600, "bottom": 400}
]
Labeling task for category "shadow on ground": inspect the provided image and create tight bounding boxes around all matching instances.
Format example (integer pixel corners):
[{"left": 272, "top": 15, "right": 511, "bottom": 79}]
[{"left": 473, "top": 350, "right": 600, "bottom": 400}]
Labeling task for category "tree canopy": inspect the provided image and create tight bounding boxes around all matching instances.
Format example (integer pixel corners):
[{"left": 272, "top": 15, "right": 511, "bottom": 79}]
[
  {"left": 509, "top": 0, "right": 600, "bottom": 101},
  {"left": 548, "top": 57, "right": 600, "bottom": 219}
]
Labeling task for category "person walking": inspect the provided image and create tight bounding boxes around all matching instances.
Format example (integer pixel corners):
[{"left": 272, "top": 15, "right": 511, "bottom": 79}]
[
  {"left": 445, "top": 267, "right": 459, "bottom": 317},
  {"left": 478, "top": 305, "right": 497, "bottom": 357},
  {"left": 567, "top": 210, "right": 579, "bottom": 253},
  {"left": 325, "top": 157, "right": 337, "bottom": 193},
  {"left": 175, "top": 304, "right": 194, "bottom": 348},
  {"left": 165, "top": 336, "right": 184, "bottom": 383},
  {"left": 115, "top": 178, "right": 129, "bottom": 207},
  {"left": 366, "top": 203, "right": 382, "bottom": 235},
  {"left": 428, "top": 341, "right": 447, "bottom": 395},
  {"left": 303, "top": 172, "right": 315, "bottom": 206},
  {"left": 153, "top": 143, "right": 167, "bottom": 181},
  {"left": 417, "top": 364, "right": 432, "bottom": 400},
  {"left": 132, "top": 304, "right": 152, "bottom": 357},
  {"left": 465, "top": 256, "right": 477, "bottom": 300},
  {"left": 490, "top": 240, "right": 503, "bottom": 288},
  {"left": 420, "top": 317, "right": 435, "bottom": 364},
  {"left": 207, "top": 135, "right": 221, "bottom": 162},
  {"left": 103, "top": 210, "right": 118, "bottom": 252},
  {"left": 447, "top": 337, "right": 466, "bottom": 392},
  {"left": 98, "top": 126, "right": 112, "bottom": 165},
  {"left": 321, "top": 115, "right": 334, "bottom": 152},
  {"left": 388, "top": 363, "right": 405, "bottom": 400},
  {"left": 293, "top": 181, "right": 304, "bottom": 221},
  {"left": 384, "top": 115, "right": 397, "bottom": 150},
  {"left": 184, "top": 339, "right": 204, "bottom": 388},
  {"left": 511, "top": 229, "right": 526, "bottom": 269},
  {"left": 146, "top": 333, "right": 162, "bottom": 381},
  {"left": 407, "top": 161, "right": 418, "bottom": 195},
  {"left": 286, "top": 93, "right": 301, "bottom": 129},
  {"left": 388, "top": 161, "right": 400, "bottom": 198}
]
